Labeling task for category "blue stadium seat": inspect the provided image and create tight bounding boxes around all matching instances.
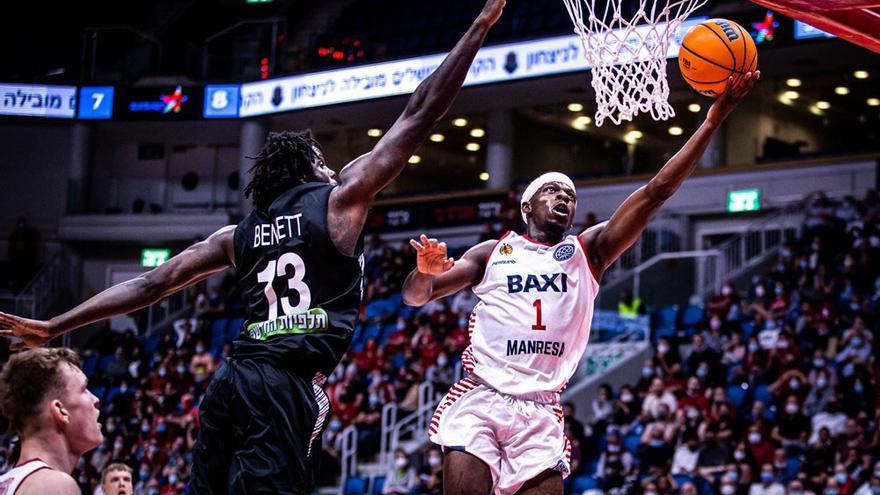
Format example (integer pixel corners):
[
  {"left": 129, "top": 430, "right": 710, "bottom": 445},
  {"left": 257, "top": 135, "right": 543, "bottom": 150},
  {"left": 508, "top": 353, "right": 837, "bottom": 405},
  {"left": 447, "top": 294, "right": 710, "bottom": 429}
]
[
  {"left": 370, "top": 476, "right": 385, "bottom": 495},
  {"left": 726, "top": 384, "right": 748, "bottom": 408},
  {"left": 210, "top": 318, "right": 228, "bottom": 344},
  {"left": 570, "top": 475, "right": 597, "bottom": 492},
  {"left": 753, "top": 384, "right": 773, "bottom": 405},
  {"left": 97, "top": 355, "right": 115, "bottom": 373},
  {"left": 227, "top": 317, "right": 245, "bottom": 342},
  {"left": 81, "top": 355, "right": 98, "bottom": 377},
  {"left": 144, "top": 335, "right": 161, "bottom": 356},
  {"left": 623, "top": 433, "right": 641, "bottom": 454},
  {"left": 680, "top": 305, "right": 704, "bottom": 332},
  {"left": 342, "top": 476, "right": 366, "bottom": 495},
  {"left": 740, "top": 320, "right": 756, "bottom": 340},
  {"left": 673, "top": 474, "right": 695, "bottom": 488},
  {"left": 652, "top": 306, "right": 678, "bottom": 342},
  {"left": 89, "top": 385, "right": 106, "bottom": 402}
]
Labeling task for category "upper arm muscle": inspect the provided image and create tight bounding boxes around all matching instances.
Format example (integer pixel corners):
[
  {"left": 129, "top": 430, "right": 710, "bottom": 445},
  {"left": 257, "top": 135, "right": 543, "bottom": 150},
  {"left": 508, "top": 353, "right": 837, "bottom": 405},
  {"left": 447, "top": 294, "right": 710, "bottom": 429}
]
[{"left": 142, "top": 225, "right": 236, "bottom": 297}]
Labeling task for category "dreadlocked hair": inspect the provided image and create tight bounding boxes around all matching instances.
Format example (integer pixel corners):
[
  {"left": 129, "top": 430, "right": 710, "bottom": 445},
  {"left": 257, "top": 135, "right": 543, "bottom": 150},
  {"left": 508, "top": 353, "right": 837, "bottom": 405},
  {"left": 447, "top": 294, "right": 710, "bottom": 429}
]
[{"left": 244, "top": 130, "right": 321, "bottom": 212}]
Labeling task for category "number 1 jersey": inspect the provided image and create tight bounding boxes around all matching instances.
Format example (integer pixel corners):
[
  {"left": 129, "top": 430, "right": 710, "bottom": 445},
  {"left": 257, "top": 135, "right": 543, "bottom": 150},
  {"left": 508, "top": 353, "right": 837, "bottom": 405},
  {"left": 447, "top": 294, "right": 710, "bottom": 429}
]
[
  {"left": 232, "top": 182, "right": 364, "bottom": 375},
  {"left": 462, "top": 232, "right": 599, "bottom": 396}
]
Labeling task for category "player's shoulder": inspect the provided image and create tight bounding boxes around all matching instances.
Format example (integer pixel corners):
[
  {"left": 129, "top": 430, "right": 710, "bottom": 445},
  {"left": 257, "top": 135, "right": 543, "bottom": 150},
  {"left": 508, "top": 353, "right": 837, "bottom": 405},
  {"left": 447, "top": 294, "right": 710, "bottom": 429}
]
[{"left": 17, "top": 468, "right": 79, "bottom": 495}]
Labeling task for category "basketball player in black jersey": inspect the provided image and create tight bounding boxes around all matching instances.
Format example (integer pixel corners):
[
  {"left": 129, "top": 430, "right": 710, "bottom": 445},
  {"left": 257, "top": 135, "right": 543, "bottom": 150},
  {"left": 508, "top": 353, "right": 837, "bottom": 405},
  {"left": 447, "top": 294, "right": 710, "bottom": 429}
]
[{"left": 0, "top": 1, "right": 506, "bottom": 492}]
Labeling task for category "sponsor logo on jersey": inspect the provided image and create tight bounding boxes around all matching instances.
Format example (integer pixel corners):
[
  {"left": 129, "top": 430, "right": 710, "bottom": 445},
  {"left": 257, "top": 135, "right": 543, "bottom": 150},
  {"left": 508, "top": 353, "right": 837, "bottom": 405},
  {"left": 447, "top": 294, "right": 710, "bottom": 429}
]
[
  {"left": 506, "top": 339, "right": 566, "bottom": 357},
  {"left": 246, "top": 308, "right": 329, "bottom": 340},
  {"left": 553, "top": 460, "right": 570, "bottom": 475},
  {"left": 491, "top": 259, "right": 516, "bottom": 266},
  {"left": 507, "top": 273, "right": 568, "bottom": 293},
  {"left": 554, "top": 244, "right": 575, "bottom": 262},
  {"left": 499, "top": 243, "right": 513, "bottom": 255}
]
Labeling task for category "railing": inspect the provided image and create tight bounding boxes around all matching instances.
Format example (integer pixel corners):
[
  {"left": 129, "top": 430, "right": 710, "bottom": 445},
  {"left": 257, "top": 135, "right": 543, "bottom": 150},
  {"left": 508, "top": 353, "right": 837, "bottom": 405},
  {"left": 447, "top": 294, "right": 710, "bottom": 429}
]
[
  {"left": 379, "top": 403, "right": 398, "bottom": 465},
  {"left": 339, "top": 425, "right": 358, "bottom": 490},
  {"left": 4, "top": 247, "right": 79, "bottom": 319},
  {"left": 387, "top": 382, "right": 435, "bottom": 460},
  {"left": 144, "top": 289, "right": 191, "bottom": 336},
  {"left": 601, "top": 216, "right": 687, "bottom": 284}
]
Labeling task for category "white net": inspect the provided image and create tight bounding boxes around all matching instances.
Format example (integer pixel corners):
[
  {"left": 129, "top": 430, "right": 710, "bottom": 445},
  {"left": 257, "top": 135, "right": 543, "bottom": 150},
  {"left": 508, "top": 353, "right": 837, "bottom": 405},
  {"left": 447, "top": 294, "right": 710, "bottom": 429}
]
[{"left": 562, "top": 0, "right": 707, "bottom": 126}]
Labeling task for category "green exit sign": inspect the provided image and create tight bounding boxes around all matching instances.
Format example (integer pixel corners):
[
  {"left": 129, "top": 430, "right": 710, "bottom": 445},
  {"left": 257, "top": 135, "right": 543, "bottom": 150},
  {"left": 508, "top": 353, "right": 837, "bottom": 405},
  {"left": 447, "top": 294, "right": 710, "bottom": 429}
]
[
  {"left": 141, "top": 249, "right": 171, "bottom": 268},
  {"left": 727, "top": 189, "right": 761, "bottom": 213}
]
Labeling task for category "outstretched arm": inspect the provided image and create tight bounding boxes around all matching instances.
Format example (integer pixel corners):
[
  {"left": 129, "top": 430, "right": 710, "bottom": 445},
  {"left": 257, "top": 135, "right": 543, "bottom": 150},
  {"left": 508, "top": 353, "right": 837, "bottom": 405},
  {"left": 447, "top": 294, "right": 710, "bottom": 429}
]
[
  {"left": 580, "top": 72, "right": 760, "bottom": 280},
  {"left": 327, "top": 0, "right": 505, "bottom": 255},
  {"left": 402, "top": 235, "right": 494, "bottom": 307},
  {"left": 0, "top": 226, "right": 236, "bottom": 349}
]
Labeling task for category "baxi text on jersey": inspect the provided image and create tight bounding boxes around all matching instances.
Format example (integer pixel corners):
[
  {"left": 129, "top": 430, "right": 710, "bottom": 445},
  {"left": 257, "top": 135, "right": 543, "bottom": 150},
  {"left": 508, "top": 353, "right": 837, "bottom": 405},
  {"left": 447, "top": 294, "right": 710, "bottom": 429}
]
[
  {"left": 507, "top": 273, "right": 568, "bottom": 293},
  {"left": 506, "top": 339, "right": 566, "bottom": 357},
  {"left": 253, "top": 214, "right": 304, "bottom": 248}
]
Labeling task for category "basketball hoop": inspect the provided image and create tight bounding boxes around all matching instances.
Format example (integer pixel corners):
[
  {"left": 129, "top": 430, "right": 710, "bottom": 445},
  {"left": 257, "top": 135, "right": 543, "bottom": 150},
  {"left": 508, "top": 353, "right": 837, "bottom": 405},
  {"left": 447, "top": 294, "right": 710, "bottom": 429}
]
[{"left": 562, "top": 0, "right": 707, "bottom": 126}]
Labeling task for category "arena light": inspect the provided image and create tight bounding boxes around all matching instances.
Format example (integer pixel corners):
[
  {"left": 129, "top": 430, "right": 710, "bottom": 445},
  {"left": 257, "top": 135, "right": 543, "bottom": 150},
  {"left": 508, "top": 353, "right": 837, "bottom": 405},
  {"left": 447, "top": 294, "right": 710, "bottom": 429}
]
[
  {"left": 453, "top": 118, "right": 468, "bottom": 127},
  {"left": 835, "top": 86, "right": 850, "bottom": 95},
  {"left": 782, "top": 90, "right": 800, "bottom": 100},
  {"left": 808, "top": 105, "right": 823, "bottom": 116},
  {"left": 668, "top": 126, "right": 684, "bottom": 136},
  {"left": 408, "top": 155, "right": 421, "bottom": 164},
  {"left": 466, "top": 142, "right": 481, "bottom": 152},
  {"left": 567, "top": 102, "right": 584, "bottom": 112},
  {"left": 785, "top": 78, "right": 802, "bottom": 87},
  {"left": 367, "top": 128, "right": 383, "bottom": 137},
  {"left": 479, "top": 172, "right": 490, "bottom": 181},
  {"left": 470, "top": 128, "right": 486, "bottom": 138},
  {"left": 688, "top": 103, "right": 701, "bottom": 113},
  {"left": 815, "top": 101, "right": 830, "bottom": 110},
  {"left": 623, "top": 130, "right": 643, "bottom": 144},
  {"left": 854, "top": 70, "right": 869, "bottom": 79},
  {"left": 572, "top": 115, "right": 592, "bottom": 130},
  {"left": 430, "top": 133, "right": 445, "bottom": 142},
  {"left": 868, "top": 98, "right": 880, "bottom": 107}
]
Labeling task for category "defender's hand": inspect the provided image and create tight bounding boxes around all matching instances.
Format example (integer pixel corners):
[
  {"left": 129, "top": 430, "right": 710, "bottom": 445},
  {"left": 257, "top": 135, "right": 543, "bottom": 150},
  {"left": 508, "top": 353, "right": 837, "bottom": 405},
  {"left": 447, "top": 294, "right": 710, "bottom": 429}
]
[
  {"left": 0, "top": 312, "right": 54, "bottom": 350},
  {"left": 478, "top": 0, "right": 506, "bottom": 26},
  {"left": 410, "top": 235, "right": 455, "bottom": 276},
  {"left": 707, "top": 70, "right": 760, "bottom": 125}
]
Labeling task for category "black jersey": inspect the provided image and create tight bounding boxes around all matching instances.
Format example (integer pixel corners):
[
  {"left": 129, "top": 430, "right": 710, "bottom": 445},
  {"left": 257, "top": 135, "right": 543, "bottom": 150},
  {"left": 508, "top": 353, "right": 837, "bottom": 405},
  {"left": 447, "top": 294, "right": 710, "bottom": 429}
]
[{"left": 231, "top": 182, "right": 364, "bottom": 376}]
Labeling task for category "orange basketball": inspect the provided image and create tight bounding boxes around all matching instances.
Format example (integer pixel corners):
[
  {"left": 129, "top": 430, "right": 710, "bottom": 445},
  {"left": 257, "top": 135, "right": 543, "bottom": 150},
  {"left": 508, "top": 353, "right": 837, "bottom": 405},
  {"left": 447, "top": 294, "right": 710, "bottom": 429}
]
[{"left": 678, "top": 18, "right": 758, "bottom": 97}]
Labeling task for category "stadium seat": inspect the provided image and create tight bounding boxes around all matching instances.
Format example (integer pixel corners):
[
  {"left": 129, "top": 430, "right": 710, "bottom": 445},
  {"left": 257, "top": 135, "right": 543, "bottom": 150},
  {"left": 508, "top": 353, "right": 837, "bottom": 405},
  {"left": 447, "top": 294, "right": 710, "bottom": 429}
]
[
  {"left": 726, "top": 384, "right": 748, "bottom": 408},
  {"left": 753, "top": 384, "right": 773, "bottom": 405},
  {"left": 570, "top": 475, "right": 597, "bottom": 492},
  {"left": 652, "top": 306, "right": 678, "bottom": 342},
  {"left": 81, "top": 355, "right": 98, "bottom": 376},
  {"left": 210, "top": 318, "right": 228, "bottom": 345},
  {"left": 342, "top": 476, "right": 367, "bottom": 495},
  {"left": 370, "top": 476, "right": 385, "bottom": 495},
  {"left": 97, "top": 355, "right": 115, "bottom": 373},
  {"left": 144, "top": 335, "right": 161, "bottom": 356},
  {"left": 680, "top": 305, "right": 704, "bottom": 333},
  {"left": 623, "top": 433, "right": 641, "bottom": 454},
  {"left": 227, "top": 317, "right": 245, "bottom": 342}
]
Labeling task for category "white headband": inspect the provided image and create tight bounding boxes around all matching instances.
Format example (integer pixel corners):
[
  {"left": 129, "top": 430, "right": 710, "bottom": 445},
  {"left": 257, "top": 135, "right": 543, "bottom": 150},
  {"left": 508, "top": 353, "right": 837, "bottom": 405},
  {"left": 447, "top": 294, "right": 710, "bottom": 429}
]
[{"left": 521, "top": 172, "right": 576, "bottom": 223}]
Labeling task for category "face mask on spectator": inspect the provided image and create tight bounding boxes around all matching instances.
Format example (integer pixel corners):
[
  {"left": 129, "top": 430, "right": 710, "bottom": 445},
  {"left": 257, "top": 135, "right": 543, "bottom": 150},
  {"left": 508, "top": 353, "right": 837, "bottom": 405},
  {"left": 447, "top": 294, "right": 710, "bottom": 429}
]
[
  {"left": 789, "top": 378, "right": 800, "bottom": 390},
  {"left": 395, "top": 458, "right": 407, "bottom": 469},
  {"left": 755, "top": 286, "right": 766, "bottom": 297},
  {"left": 176, "top": 365, "right": 186, "bottom": 375},
  {"left": 687, "top": 408, "right": 699, "bottom": 420},
  {"left": 749, "top": 342, "right": 759, "bottom": 353},
  {"left": 813, "top": 358, "right": 825, "bottom": 368},
  {"left": 369, "top": 395, "right": 381, "bottom": 407},
  {"left": 169, "top": 474, "right": 178, "bottom": 484},
  {"left": 825, "top": 491, "right": 839, "bottom": 495},
  {"left": 817, "top": 376, "right": 828, "bottom": 388},
  {"left": 780, "top": 248, "right": 792, "bottom": 258},
  {"left": 710, "top": 318, "right": 722, "bottom": 330},
  {"left": 785, "top": 403, "right": 799, "bottom": 414},
  {"left": 721, "top": 485, "right": 736, "bottom": 495},
  {"left": 726, "top": 470, "right": 738, "bottom": 482},
  {"left": 645, "top": 491, "right": 658, "bottom": 495},
  {"left": 836, "top": 473, "right": 848, "bottom": 484},
  {"left": 696, "top": 368, "right": 707, "bottom": 378},
  {"left": 760, "top": 473, "right": 774, "bottom": 484},
  {"left": 141, "top": 424, "right": 151, "bottom": 433},
  {"left": 158, "top": 368, "right": 167, "bottom": 377},
  {"left": 790, "top": 491, "right": 803, "bottom": 495},
  {"left": 842, "top": 364, "right": 855, "bottom": 377},
  {"left": 196, "top": 345, "right": 205, "bottom": 354},
  {"left": 657, "top": 343, "right": 669, "bottom": 354},
  {"left": 642, "top": 367, "right": 653, "bottom": 377},
  {"left": 649, "top": 439, "right": 664, "bottom": 447},
  {"left": 852, "top": 337, "right": 863, "bottom": 347},
  {"left": 607, "top": 444, "right": 621, "bottom": 453},
  {"left": 437, "top": 355, "right": 448, "bottom": 367},
  {"left": 140, "top": 470, "right": 149, "bottom": 480},
  {"left": 428, "top": 455, "right": 442, "bottom": 467},
  {"left": 854, "top": 382, "right": 865, "bottom": 394},
  {"left": 157, "top": 423, "right": 167, "bottom": 433},
  {"left": 620, "top": 392, "right": 633, "bottom": 402},
  {"left": 749, "top": 432, "right": 762, "bottom": 444},
  {"left": 722, "top": 286, "right": 732, "bottom": 296},
  {"left": 114, "top": 441, "right": 123, "bottom": 450},
  {"left": 775, "top": 286, "right": 785, "bottom": 295}
]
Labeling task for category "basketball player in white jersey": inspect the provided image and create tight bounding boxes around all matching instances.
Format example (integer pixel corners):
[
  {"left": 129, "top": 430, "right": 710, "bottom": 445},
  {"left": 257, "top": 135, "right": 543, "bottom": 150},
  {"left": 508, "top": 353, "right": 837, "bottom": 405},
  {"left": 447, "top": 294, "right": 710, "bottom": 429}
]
[
  {"left": 0, "top": 347, "right": 103, "bottom": 495},
  {"left": 402, "top": 71, "right": 759, "bottom": 495}
]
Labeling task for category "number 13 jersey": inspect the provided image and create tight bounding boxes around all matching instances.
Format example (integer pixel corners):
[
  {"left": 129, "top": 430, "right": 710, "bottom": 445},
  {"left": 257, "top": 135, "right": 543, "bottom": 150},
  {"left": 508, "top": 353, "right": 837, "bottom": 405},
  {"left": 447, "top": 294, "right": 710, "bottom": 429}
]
[
  {"left": 462, "top": 232, "right": 599, "bottom": 396},
  {"left": 233, "top": 182, "right": 364, "bottom": 376}
]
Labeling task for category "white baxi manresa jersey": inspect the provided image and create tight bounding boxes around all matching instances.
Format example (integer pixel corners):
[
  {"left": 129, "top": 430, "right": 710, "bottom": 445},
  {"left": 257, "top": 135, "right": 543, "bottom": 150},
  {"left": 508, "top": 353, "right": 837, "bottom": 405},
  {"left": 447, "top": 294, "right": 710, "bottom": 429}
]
[{"left": 461, "top": 231, "right": 599, "bottom": 397}]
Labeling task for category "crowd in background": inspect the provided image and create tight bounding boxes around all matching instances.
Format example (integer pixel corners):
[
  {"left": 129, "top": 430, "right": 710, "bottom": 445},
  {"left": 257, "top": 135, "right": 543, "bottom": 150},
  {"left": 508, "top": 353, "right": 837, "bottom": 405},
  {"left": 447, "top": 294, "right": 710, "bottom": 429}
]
[{"left": 0, "top": 190, "right": 878, "bottom": 495}]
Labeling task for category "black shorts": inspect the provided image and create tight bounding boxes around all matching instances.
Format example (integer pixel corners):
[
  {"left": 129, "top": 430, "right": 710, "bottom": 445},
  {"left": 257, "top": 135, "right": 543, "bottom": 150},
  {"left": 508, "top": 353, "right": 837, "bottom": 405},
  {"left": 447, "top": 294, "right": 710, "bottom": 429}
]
[{"left": 189, "top": 358, "right": 330, "bottom": 494}]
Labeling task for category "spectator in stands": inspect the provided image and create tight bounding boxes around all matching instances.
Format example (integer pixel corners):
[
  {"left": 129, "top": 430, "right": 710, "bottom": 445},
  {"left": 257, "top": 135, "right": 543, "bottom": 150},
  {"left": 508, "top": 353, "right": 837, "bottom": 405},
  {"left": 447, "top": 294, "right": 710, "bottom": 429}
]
[
  {"left": 671, "top": 431, "right": 700, "bottom": 476},
  {"left": 416, "top": 446, "right": 443, "bottom": 495},
  {"left": 592, "top": 384, "right": 614, "bottom": 431},
  {"left": 596, "top": 434, "right": 632, "bottom": 491},
  {"left": 750, "top": 463, "right": 785, "bottom": 495},
  {"left": 100, "top": 462, "right": 133, "bottom": 495},
  {"left": 383, "top": 449, "right": 417, "bottom": 495},
  {"left": 189, "top": 340, "right": 214, "bottom": 386},
  {"left": 618, "top": 290, "right": 643, "bottom": 319},
  {"left": 643, "top": 378, "right": 677, "bottom": 419}
]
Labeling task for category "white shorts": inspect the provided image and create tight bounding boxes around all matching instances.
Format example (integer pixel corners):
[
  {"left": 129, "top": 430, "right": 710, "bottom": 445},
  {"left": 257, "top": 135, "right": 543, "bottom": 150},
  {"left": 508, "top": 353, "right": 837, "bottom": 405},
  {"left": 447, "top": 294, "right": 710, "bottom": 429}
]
[{"left": 427, "top": 376, "right": 571, "bottom": 495}]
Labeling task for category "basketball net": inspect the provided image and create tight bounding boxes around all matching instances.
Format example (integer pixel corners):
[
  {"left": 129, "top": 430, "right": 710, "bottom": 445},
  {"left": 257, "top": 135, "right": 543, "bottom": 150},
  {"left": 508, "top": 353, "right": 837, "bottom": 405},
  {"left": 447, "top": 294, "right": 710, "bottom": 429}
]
[{"left": 562, "top": 0, "right": 707, "bottom": 126}]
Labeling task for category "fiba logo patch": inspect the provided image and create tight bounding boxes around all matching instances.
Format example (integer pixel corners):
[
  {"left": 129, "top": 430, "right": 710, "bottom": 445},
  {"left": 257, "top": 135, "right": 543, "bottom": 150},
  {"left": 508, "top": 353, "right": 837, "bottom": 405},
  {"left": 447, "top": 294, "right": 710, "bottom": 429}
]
[
  {"left": 554, "top": 244, "right": 575, "bottom": 262},
  {"left": 499, "top": 243, "right": 513, "bottom": 255},
  {"left": 553, "top": 460, "right": 570, "bottom": 475}
]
